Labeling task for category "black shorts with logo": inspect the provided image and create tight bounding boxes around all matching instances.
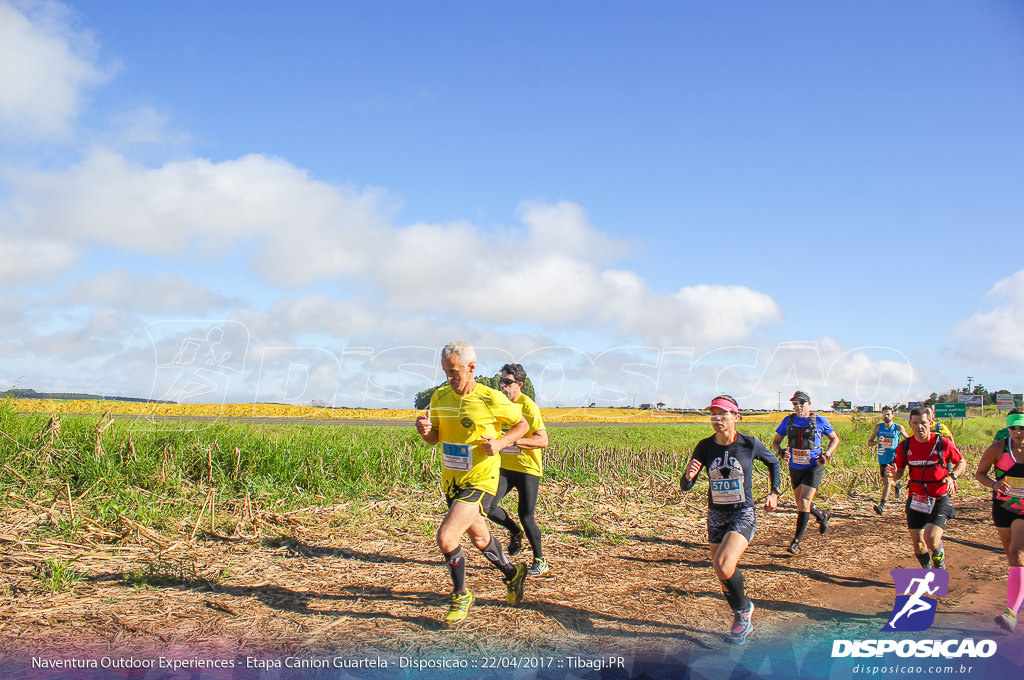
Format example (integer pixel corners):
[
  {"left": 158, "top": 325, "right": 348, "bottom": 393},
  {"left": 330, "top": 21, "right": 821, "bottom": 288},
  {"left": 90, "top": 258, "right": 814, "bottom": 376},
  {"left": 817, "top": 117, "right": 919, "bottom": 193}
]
[
  {"left": 445, "top": 485, "right": 495, "bottom": 517},
  {"left": 905, "top": 493, "right": 954, "bottom": 530}
]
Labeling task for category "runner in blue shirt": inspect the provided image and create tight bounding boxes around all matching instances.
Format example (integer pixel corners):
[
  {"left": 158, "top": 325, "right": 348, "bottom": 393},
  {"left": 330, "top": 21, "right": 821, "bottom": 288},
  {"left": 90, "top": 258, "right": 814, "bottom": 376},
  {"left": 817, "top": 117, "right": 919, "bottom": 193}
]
[
  {"left": 771, "top": 390, "right": 840, "bottom": 554},
  {"left": 867, "top": 406, "right": 909, "bottom": 515}
]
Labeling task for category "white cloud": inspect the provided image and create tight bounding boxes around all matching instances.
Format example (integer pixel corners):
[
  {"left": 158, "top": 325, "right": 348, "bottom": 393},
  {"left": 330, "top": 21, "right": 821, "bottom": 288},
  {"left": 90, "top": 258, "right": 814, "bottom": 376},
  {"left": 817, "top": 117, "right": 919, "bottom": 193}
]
[
  {"left": 101, "top": 105, "right": 194, "bottom": 152},
  {"left": 518, "top": 200, "right": 629, "bottom": 262},
  {"left": 953, "top": 269, "right": 1024, "bottom": 362},
  {"left": 7, "top": 148, "right": 392, "bottom": 274},
  {"left": 60, "top": 270, "right": 239, "bottom": 313},
  {"left": 0, "top": 237, "right": 79, "bottom": 284},
  {"left": 0, "top": 0, "right": 110, "bottom": 140},
  {"left": 7, "top": 148, "right": 784, "bottom": 347}
]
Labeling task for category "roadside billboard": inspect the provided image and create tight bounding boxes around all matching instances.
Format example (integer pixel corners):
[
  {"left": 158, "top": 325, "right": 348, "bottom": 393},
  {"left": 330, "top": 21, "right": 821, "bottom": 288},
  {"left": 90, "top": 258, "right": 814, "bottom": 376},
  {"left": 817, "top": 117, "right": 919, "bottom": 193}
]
[{"left": 934, "top": 402, "right": 967, "bottom": 419}]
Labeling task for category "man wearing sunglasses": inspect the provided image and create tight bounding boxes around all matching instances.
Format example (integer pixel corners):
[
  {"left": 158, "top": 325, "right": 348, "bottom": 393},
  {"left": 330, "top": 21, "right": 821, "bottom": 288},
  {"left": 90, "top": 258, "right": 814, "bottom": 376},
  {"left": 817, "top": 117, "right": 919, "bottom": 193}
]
[
  {"left": 771, "top": 390, "right": 840, "bottom": 554},
  {"left": 487, "top": 363, "right": 551, "bottom": 576}
]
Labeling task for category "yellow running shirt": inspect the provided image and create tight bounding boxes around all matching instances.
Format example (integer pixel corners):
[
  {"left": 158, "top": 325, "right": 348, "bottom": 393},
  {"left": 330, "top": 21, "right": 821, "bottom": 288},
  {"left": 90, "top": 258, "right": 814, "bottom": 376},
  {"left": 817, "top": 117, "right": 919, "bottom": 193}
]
[
  {"left": 429, "top": 383, "right": 523, "bottom": 495},
  {"left": 500, "top": 393, "right": 546, "bottom": 478}
]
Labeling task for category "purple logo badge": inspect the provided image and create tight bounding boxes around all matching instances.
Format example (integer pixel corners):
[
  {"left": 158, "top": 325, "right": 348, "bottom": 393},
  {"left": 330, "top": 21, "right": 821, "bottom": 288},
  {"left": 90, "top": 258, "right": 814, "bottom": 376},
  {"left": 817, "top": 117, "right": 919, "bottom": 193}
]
[{"left": 882, "top": 569, "right": 949, "bottom": 632}]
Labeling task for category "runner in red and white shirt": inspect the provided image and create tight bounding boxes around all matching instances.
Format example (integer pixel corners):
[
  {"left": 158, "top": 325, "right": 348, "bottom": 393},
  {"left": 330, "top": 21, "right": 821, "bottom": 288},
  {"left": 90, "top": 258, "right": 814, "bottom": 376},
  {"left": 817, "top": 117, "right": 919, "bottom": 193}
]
[{"left": 888, "top": 406, "right": 967, "bottom": 570}]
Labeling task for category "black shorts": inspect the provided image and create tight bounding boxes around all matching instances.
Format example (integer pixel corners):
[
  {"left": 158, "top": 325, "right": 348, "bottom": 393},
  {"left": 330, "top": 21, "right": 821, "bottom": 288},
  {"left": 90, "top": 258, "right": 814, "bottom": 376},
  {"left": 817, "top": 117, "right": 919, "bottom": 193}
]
[
  {"left": 707, "top": 506, "right": 757, "bottom": 544},
  {"left": 789, "top": 464, "right": 825, "bottom": 490},
  {"left": 905, "top": 494, "right": 955, "bottom": 530},
  {"left": 445, "top": 485, "right": 494, "bottom": 517},
  {"left": 992, "top": 497, "right": 1024, "bottom": 529}
]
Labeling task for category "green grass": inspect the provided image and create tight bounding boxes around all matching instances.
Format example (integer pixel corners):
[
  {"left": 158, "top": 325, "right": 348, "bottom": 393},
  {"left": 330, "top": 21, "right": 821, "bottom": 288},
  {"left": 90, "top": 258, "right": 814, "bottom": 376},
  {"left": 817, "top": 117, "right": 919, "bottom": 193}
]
[
  {"left": 0, "top": 401, "right": 1004, "bottom": 543},
  {"left": 37, "top": 558, "right": 86, "bottom": 592}
]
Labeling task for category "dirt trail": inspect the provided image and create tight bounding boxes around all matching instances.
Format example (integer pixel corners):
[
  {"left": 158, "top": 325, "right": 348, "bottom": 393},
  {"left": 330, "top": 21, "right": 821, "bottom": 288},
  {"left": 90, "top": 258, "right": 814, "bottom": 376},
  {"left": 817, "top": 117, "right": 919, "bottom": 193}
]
[{"left": 0, "top": 490, "right": 1015, "bottom": 660}]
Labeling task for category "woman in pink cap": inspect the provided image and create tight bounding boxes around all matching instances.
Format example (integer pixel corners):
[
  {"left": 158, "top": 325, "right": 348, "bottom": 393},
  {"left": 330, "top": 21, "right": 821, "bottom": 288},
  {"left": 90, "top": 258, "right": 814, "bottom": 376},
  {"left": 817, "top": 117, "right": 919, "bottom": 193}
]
[{"left": 680, "top": 395, "right": 782, "bottom": 644}]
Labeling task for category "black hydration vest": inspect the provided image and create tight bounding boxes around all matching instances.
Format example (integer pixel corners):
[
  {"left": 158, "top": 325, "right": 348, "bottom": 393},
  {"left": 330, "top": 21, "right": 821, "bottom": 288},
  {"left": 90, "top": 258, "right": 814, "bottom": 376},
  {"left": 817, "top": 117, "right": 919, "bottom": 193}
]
[{"left": 786, "top": 413, "right": 818, "bottom": 451}]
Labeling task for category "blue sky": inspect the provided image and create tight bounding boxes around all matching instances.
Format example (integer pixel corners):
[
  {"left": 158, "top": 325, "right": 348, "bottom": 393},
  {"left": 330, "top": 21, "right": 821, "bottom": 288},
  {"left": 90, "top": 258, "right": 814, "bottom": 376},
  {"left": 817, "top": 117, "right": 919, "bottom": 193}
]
[{"left": 1, "top": 0, "right": 1022, "bottom": 410}]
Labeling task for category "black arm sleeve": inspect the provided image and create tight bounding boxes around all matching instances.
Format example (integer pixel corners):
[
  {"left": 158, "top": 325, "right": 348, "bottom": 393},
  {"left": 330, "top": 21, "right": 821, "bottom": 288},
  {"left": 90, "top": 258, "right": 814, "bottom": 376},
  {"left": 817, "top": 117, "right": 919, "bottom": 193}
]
[
  {"left": 680, "top": 441, "right": 708, "bottom": 492},
  {"left": 680, "top": 455, "right": 700, "bottom": 492}
]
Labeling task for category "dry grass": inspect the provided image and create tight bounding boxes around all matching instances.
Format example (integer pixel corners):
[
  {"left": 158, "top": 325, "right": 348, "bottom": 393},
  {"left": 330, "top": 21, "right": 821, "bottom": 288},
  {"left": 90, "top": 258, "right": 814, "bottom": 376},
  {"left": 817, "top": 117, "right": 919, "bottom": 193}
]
[{"left": 0, "top": 476, "right": 1006, "bottom": 659}]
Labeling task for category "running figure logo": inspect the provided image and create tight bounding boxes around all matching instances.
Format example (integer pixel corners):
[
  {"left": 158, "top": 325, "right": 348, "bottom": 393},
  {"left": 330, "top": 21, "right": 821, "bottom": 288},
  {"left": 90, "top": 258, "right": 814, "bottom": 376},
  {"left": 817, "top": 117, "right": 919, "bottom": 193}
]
[{"left": 882, "top": 569, "right": 949, "bottom": 632}]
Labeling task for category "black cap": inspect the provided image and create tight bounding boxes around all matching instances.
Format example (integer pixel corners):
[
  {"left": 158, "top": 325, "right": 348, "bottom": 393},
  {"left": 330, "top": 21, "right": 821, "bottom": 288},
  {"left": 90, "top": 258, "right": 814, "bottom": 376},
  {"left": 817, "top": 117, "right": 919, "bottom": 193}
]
[{"left": 791, "top": 390, "right": 811, "bottom": 403}]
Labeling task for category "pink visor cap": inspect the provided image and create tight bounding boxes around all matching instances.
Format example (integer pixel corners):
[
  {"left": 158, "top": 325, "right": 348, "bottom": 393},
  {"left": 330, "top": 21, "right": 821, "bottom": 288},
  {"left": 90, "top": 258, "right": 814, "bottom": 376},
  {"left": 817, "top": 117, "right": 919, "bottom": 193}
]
[{"left": 707, "top": 397, "right": 739, "bottom": 413}]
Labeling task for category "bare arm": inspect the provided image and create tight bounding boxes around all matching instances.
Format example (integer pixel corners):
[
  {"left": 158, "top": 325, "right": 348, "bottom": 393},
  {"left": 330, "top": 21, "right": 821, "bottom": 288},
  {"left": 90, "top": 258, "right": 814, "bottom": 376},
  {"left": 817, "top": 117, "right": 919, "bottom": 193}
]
[
  {"left": 516, "top": 428, "right": 548, "bottom": 449},
  {"left": 823, "top": 430, "right": 840, "bottom": 458},
  {"left": 480, "top": 417, "right": 530, "bottom": 456},
  {"left": 415, "top": 411, "right": 438, "bottom": 445},
  {"left": 975, "top": 442, "right": 1005, "bottom": 492},
  {"left": 867, "top": 423, "right": 881, "bottom": 448}
]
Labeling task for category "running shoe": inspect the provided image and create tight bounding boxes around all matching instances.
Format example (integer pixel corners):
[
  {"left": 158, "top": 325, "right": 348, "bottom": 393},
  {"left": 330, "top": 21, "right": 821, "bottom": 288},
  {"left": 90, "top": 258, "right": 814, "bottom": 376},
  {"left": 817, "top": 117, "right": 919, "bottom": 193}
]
[
  {"left": 504, "top": 563, "right": 527, "bottom": 605},
  {"left": 932, "top": 554, "right": 946, "bottom": 570},
  {"left": 997, "top": 607, "right": 1017, "bottom": 632},
  {"left": 507, "top": 529, "right": 524, "bottom": 557},
  {"left": 728, "top": 602, "right": 755, "bottom": 644},
  {"left": 528, "top": 557, "right": 549, "bottom": 577},
  {"left": 787, "top": 540, "right": 800, "bottom": 555},
  {"left": 873, "top": 503, "right": 885, "bottom": 516},
  {"left": 818, "top": 510, "right": 831, "bottom": 534},
  {"left": 444, "top": 590, "right": 474, "bottom": 627},
  {"left": 894, "top": 482, "right": 902, "bottom": 498}
]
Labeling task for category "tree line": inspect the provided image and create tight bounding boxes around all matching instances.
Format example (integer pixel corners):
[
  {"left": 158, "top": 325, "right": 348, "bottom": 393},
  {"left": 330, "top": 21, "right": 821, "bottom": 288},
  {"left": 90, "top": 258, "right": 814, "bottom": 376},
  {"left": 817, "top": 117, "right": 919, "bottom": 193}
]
[{"left": 414, "top": 375, "right": 536, "bottom": 410}]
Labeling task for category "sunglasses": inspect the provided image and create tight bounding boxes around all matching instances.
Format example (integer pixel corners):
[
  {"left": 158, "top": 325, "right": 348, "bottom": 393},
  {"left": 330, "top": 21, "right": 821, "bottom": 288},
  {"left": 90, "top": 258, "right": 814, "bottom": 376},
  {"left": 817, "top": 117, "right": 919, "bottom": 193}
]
[
  {"left": 1010, "top": 427, "right": 1024, "bottom": 432},
  {"left": 499, "top": 378, "right": 516, "bottom": 386}
]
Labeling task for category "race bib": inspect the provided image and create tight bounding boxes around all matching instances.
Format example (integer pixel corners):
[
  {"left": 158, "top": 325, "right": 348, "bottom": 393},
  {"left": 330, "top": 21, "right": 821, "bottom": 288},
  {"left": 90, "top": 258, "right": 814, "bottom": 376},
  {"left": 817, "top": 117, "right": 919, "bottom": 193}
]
[
  {"left": 442, "top": 442, "right": 473, "bottom": 471},
  {"left": 1002, "top": 476, "right": 1024, "bottom": 498},
  {"left": 790, "top": 448, "right": 812, "bottom": 466},
  {"left": 500, "top": 444, "right": 522, "bottom": 455},
  {"left": 877, "top": 437, "right": 894, "bottom": 451},
  {"left": 909, "top": 493, "right": 936, "bottom": 513},
  {"left": 710, "top": 477, "right": 744, "bottom": 504}
]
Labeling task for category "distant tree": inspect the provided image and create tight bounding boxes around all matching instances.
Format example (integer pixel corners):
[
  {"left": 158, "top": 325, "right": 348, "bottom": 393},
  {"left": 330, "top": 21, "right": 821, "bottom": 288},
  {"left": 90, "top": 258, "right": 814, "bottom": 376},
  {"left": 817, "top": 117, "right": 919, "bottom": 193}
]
[{"left": 412, "top": 373, "right": 536, "bottom": 409}]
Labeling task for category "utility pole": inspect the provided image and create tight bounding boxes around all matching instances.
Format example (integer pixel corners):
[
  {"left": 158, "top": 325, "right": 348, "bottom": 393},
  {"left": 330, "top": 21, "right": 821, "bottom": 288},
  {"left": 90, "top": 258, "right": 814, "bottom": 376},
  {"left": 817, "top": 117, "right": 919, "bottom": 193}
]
[
  {"left": 632, "top": 393, "right": 638, "bottom": 409},
  {"left": 778, "top": 392, "right": 781, "bottom": 413}
]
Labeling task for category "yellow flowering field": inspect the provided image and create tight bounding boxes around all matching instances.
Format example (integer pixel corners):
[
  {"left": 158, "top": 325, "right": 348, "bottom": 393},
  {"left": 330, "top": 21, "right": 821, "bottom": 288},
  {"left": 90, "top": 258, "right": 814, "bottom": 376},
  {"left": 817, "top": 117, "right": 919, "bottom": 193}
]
[{"left": 2, "top": 398, "right": 849, "bottom": 424}]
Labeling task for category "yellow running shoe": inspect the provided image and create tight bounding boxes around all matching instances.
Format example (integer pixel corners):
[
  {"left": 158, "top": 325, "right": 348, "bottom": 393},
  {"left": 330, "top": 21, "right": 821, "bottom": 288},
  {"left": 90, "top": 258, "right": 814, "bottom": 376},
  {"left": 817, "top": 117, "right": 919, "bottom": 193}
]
[
  {"left": 504, "top": 563, "right": 527, "bottom": 605},
  {"left": 997, "top": 607, "right": 1017, "bottom": 632},
  {"left": 444, "top": 590, "right": 474, "bottom": 627}
]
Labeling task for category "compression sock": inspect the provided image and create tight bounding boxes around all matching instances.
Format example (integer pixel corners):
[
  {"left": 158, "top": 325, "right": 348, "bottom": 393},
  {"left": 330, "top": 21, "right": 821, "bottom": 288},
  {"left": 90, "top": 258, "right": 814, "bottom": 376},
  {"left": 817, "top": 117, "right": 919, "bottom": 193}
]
[
  {"left": 481, "top": 536, "right": 517, "bottom": 579},
  {"left": 794, "top": 511, "right": 810, "bottom": 540},
  {"left": 444, "top": 547, "right": 466, "bottom": 593},
  {"left": 1009, "top": 567, "right": 1024, "bottom": 613},
  {"left": 720, "top": 570, "right": 751, "bottom": 612},
  {"left": 915, "top": 552, "right": 931, "bottom": 568}
]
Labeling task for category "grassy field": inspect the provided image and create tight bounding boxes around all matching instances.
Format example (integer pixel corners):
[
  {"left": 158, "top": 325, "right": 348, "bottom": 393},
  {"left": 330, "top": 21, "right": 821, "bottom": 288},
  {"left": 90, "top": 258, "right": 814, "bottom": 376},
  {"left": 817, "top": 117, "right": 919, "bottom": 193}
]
[{"left": 0, "top": 399, "right": 1000, "bottom": 545}]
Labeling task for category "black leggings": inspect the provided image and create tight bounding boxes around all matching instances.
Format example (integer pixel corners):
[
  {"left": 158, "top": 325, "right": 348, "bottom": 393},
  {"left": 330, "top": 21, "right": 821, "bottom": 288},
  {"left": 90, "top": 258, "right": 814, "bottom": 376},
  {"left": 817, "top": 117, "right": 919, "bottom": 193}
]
[{"left": 487, "top": 469, "right": 542, "bottom": 558}]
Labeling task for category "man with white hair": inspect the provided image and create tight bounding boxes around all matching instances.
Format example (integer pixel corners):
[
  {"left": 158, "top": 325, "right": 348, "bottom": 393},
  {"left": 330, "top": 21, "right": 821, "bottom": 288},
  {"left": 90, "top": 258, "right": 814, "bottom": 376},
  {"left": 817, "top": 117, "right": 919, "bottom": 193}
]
[{"left": 415, "top": 341, "right": 530, "bottom": 626}]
